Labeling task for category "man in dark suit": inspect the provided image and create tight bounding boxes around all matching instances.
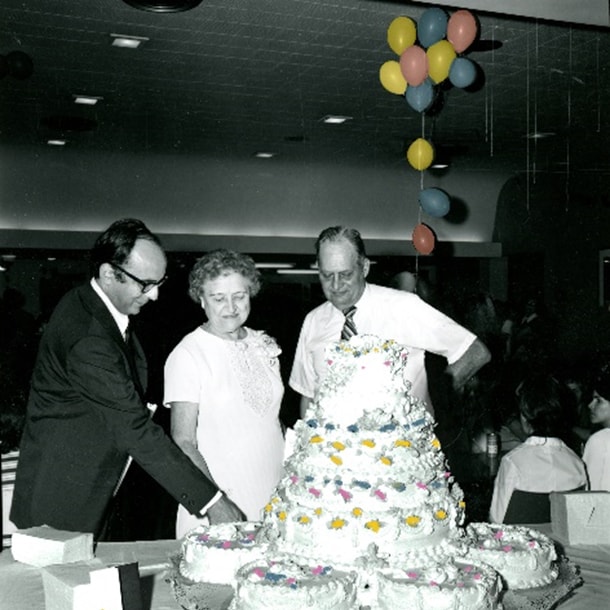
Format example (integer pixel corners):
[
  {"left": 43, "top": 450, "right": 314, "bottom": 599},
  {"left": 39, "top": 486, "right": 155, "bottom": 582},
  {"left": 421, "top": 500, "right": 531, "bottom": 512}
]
[{"left": 10, "top": 218, "right": 243, "bottom": 538}]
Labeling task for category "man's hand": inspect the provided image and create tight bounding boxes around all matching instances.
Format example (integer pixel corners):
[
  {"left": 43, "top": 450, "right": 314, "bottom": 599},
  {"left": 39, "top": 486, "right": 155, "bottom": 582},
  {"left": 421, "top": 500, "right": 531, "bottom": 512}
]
[{"left": 207, "top": 495, "right": 246, "bottom": 524}]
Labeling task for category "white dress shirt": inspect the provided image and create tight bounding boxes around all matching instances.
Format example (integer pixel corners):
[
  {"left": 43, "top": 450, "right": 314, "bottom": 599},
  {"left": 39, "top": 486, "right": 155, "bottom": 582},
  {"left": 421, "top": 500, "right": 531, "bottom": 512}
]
[
  {"left": 489, "top": 436, "right": 587, "bottom": 523},
  {"left": 583, "top": 428, "right": 610, "bottom": 491}
]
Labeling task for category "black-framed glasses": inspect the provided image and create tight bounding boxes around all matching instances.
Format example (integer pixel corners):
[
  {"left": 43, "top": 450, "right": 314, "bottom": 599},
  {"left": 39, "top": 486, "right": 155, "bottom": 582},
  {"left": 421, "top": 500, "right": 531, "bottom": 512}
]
[{"left": 110, "top": 263, "right": 167, "bottom": 294}]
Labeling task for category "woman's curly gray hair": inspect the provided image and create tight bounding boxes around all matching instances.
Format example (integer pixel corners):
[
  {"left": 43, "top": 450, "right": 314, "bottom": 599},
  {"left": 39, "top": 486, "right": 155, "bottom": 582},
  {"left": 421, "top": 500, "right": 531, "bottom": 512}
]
[{"left": 188, "top": 249, "right": 261, "bottom": 302}]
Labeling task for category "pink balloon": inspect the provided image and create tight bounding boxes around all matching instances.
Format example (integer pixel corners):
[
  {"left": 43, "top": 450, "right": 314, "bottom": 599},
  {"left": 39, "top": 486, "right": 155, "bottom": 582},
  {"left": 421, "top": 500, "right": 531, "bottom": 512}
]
[
  {"left": 412, "top": 223, "right": 436, "bottom": 255},
  {"left": 447, "top": 10, "right": 477, "bottom": 54},
  {"left": 399, "top": 45, "right": 429, "bottom": 87}
]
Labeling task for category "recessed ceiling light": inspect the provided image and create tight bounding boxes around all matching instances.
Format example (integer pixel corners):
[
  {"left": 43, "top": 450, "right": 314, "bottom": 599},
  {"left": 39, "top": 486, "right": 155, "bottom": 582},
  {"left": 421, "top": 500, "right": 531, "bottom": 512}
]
[
  {"left": 321, "top": 115, "right": 353, "bottom": 124},
  {"left": 110, "top": 34, "right": 149, "bottom": 48},
  {"left": 47, "top": 139, "right": 67, "bottom": 146},
  {"left": 0, "top": 265, "right": 6, "bottom": 272},
  {"left": 73, "top": 95, "right": 103, "bottom": 106},
  {"left": 430, "top": 162, "right": 449, "bottom": 169},
  {"left": 254, "top": 152, "right": 275, "bottom": 158},
  {"left": 255, "top": 262, "right": 295, "bottom": 269},
  {"left": 525, "top": 132, "right": 556, "bottom": 140}
]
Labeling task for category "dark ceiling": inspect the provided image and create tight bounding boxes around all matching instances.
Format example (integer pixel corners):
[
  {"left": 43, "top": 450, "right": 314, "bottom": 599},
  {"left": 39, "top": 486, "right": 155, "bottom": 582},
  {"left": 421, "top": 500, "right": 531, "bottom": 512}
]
[{"left": 0, "top": 0, "right": 609, "bottom": 176}]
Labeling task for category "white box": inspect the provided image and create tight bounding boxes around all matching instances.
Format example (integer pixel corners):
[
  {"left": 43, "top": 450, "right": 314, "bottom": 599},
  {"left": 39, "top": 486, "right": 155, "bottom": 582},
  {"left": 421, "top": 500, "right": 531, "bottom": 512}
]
[
  {"left": 550, "top": 490, "right": 610, "bottom": 545},
  {"left": 11, "top": 525, "right": 94, "bottom": 567},
  {"left": 42, "top": 560, "right": 103, "bottom": 610}
]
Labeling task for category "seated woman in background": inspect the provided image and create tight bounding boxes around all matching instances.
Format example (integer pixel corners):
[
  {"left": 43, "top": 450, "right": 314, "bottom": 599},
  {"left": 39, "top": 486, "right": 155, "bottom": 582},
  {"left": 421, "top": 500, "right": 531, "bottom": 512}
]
[
  {"left": 489, "top": 373, "right": 587, "bottom": 523},
  {"left": 164, "top": 249, "right": 285, "bottom": 538},
  {"left": 583, "top": 365, "right": 610, "bottom": 490}
]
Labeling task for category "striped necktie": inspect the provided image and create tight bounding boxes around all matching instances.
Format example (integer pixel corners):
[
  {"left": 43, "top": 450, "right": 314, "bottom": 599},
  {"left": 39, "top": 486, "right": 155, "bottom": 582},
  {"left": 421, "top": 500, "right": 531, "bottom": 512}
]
[{"left": 341, "top": 306, "right": 358, "bottom": 341}]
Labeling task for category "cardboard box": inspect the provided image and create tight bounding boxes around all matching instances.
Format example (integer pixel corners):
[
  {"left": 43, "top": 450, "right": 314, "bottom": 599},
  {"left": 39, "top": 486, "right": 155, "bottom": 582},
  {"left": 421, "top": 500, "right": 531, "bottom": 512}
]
[
  {"left": 550, "top": 490, "right": 610, "bottom": 545},
  {"left": 11, "top": 526, "right": 94, "bottom": 567}
]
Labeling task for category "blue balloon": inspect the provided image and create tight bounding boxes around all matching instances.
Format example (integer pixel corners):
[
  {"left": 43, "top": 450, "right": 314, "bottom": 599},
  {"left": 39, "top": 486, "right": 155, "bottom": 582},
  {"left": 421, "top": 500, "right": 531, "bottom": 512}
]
[
  {"left": 449, "top": 57, "right": 476, "bottom": 88},
  {"left": 417, "top": 8, "right": 448, "bottom": 49},
  {"left": 405, "top": 78, "right": 434, "bottom": 113},
  {"left": 419, "top": 188, "right": 450, "bottom": 217}
]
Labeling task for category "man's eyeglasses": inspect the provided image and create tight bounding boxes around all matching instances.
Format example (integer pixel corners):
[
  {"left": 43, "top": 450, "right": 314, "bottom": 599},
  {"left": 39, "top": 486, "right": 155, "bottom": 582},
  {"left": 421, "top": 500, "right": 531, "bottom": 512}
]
[{"left": 110, "top": 263, "right": 167, "bottom": 294}]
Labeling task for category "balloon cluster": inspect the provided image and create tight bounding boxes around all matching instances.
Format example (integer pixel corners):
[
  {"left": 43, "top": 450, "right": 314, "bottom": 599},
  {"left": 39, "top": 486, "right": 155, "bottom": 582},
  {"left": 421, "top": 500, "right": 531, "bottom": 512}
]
[
  {"left": 380, "top": 9, "right": 478, "bottom": 102},
  {"left": 0, "top": 51, "right": 34, "bottom": 80},
  {"left": 379, "top": 8, "right": 479, "bottom": 255}
]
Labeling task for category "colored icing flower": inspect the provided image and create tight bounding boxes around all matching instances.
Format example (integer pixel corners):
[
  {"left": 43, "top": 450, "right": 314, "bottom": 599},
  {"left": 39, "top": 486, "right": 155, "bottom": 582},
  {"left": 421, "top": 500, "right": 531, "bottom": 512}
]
[
  {"left": 406, "top": 571, "right": 419, "bottom": 579},
  {"left": 265, "top": 572, "right": 286, "bottom": 583},
  {"left": 435, "top": 510, "right": 447, "bottom": 520},
  {"left": 394, "top": 439, "right": 411, "bottom": 448},
  {"left": 352, "top": 507, "right": 363, "bottom": 517},
  {"left": 362, "top": 439, "right": 376, "bottom": 448},
  {"left": 380, "top": 456, "right": 392, "bottom": 466},
  {"left": 286, "top": 577, "right": 297, "bottom": 588},
  {"left": 365, "top": 520, "right": 381, "bottom": 532},
  {"left": 264, "top": 504, "right": 272, "bottom": 513},
  {"left": 290, "top": 475, "right": 299, "bottom": 483},
  {"left": 347, "top": 425, "right": 359, "bottom": 433},
  {"left": 444, "top": 471, "right": 451, "bottom": 478},
  {"left": 502, "top": 545, "right": 513, "bottom": 552},
  {"left": 306, "top": 419, "right": 318, "bottom": 428},
  {"left": 406, "top": 515, "right": 421, "bottom": 527},
  {"left": 312, "top": 565, "right": 324, "bottom": 575},
  {"left": 431, "top": 438, "right": 441, "bottom": 449},
  {"left": 457, "top": 582, "right": 465, "bottom": 588},
  {"left": 330, "top": 455, "right": 343, "bottom": 465},
  {"left": 314, "top": 508, "right": 323, "bottom": 516},
  {"left": 253, "top": 568, "right": 266, "bottom": 579},
  {"left": 474, "top": 573, "right": 482, "bottom": 581},
  {"left": 338, "top": 488, "right": 352, "bottom": 502},
  {"left": 299, "top": 515, "right": 311, "bottom": 524},
  {"left": 393, "top": 482, "right": 406, "bottom": 492},
  {"left": 416, "top": 482, "right": 428, "bottom": 490},
  {"left": 332, "top": 441, "right": 346, "bottom": 451},
  {"left": 324, "top": 423, "right": 336, "bottom": 430},
  {"left": 430, "top": 580, "right": 439, "bottom": 587},
  {"left": 380, "top": 424, "right": 396, "bottom": 432},
  {"left": 354, "top": 480, "right": 371, "bottom": 489},
  {"left": 272, "top": 496, "right": 280, "bottom": 504},
  {"left": 221, "top": 541, "right": 232, "bottom": 549},
  {"left": 305, "top": 475, "right": 314, "bottom": 482},
  {"left": 278, "top": 511, "right": 287, "bottom": 521},
  {"left": 459, "top": 501, "right": 466, "bottom": 508},
  {"left": 310, "top": 435, "right": 324, "bottom": 444},
  {"left": 494, "top": 530, "right": 504, "bottom": 540},
  {"left": 374, "top": 489, "right": 387, "bottom": 501},
  {"left": 528, "top": 541, "right": 537, "bottom": 548},
  {"left": 308, "top": 487, "right": 321, "bottom": 498},
  {"left": 330, "top": 519, "right": 346, "bottom": 529},
  {"left": 464, "top": 565, "right": 473, "bottom": 573}
]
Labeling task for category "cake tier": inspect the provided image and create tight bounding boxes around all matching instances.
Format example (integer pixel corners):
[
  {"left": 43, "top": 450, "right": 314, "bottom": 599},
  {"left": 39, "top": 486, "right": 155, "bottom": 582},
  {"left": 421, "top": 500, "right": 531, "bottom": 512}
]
[
  {"left": 464, "top": 522, "right": 559, "bottom": 590},
  {"left": 230, "top": 557, "right": 359, "bottom": 610},
  {"left": 375, "top": 559, "right": 502, "bottom": 610},
  {"left": 179, "top": 522, "right": 267, "bottom": 584}
]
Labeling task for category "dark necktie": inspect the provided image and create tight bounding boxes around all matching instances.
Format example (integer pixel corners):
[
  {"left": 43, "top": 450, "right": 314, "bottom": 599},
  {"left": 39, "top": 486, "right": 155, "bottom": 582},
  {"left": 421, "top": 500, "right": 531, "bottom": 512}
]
[{"left": 341, "top": 306, "right": 358, "bottom": 341}]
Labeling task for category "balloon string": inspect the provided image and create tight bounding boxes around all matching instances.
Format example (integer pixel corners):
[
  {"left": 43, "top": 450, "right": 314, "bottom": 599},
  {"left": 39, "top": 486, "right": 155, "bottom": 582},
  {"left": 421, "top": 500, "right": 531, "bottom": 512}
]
[
  {"left": 566, "top": 27, "right": 572, "bottom": 211},
  {"left": 533, "top": 22, "right": 538, "bottom": 185},
  {"left": 490, "top": 21, "right": 495, "bottom": 158}
]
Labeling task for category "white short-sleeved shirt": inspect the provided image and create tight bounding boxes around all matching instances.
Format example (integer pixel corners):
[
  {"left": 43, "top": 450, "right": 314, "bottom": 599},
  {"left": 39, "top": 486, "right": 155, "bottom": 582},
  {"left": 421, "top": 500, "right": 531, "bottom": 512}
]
[
  {"left": 164, "top": 327, "right": 285, "bottom": 535},
  {"left": 289, "top": 283, "right": 476, "bottom": 412},
  {"left": 489, "top": 436, "right": 587, "bottom": 523},
  {"left": 583, "top": 428, "right": 610, "bottom": 491}
]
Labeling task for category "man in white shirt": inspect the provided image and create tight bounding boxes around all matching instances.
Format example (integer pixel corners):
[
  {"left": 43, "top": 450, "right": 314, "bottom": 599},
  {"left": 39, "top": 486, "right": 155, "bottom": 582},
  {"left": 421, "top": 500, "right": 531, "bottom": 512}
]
[{"left": 290, "top": 226, "right": 491, "bottom": 418}]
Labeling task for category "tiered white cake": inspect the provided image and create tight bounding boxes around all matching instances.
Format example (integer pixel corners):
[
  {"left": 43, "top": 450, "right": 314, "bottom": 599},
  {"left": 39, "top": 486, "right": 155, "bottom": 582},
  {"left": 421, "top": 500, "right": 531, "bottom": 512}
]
[{"left": 180, "top": 335, "right": 559, "bottom": 609}]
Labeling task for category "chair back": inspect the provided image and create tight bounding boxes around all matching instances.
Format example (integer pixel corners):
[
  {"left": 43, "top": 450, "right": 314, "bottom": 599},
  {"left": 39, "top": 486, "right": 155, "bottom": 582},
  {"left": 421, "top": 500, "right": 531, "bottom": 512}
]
[{"left": 503, "top": 485, "right": 586, "bottom": 524}]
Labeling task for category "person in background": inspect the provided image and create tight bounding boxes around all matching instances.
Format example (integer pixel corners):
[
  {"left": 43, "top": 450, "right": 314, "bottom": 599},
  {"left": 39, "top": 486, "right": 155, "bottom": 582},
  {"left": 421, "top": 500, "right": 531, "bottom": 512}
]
[
  {"left": 290, "top": 226, "right": 491, "bottom": 418},
  {"left": 489, "top": 373, "right": 587, "bottom": 523},
  {"left": 164, "top": 249, "right": 285, "bottom": 538},
  {"left": 582, "top": 365, "right": 610, "bottom": 490},
  {"left": 10, "top": 219, "right": 242, "bottom": 539}
]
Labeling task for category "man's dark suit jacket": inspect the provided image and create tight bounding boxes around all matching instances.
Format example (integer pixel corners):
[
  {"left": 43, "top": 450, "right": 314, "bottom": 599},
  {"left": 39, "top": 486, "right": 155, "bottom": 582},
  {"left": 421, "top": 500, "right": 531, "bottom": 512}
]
[{"left": 10, "top": 282, "right": 218, "bottom": 536}]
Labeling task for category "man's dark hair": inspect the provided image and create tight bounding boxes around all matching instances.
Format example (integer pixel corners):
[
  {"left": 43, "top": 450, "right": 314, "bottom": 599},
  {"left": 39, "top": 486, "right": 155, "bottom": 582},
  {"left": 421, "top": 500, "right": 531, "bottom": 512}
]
[
  {"left": 90, "top": 218, "right": 161, "bottom": 277},
  {"left": 315, "top": 226, "right": 367, "bottom": 264}
]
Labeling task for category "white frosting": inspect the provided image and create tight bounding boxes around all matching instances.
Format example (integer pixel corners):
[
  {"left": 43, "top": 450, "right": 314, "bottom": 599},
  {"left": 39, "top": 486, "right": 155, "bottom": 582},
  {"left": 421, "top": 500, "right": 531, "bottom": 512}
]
[
  {"left": 179, "top": 522, "right": 266, "bottom": 584},
  {"left": 230, "top": 558, "right": 358, "bottom": 610},
  {"left": 375, "top": 559, "right": 502, "bottom": 610},
  {"left": 465, "top": 522, "right": 559, "bottom": 590}
]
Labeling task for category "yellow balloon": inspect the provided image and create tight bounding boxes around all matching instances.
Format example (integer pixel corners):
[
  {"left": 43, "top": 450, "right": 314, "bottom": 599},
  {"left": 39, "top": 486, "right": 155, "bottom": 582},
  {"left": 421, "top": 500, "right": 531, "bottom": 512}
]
[
  {"left": 387, "top": 16, "right": 417, "bottom": 55},
  {"left": 407, "top": 138, "right": 434, "bottom": 171},
  {"left": 379, "top": 60, "right": 407, "bottom": 95},
  {"left": 426, "top": 39, "right": 456, "bottom": 84}
]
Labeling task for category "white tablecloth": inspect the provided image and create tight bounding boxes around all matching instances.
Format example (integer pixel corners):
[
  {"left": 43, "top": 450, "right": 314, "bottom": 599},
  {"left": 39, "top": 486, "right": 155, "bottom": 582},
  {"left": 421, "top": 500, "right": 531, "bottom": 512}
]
[{"left": 0, "top": 534, "right": 608, "bottom": 609}]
